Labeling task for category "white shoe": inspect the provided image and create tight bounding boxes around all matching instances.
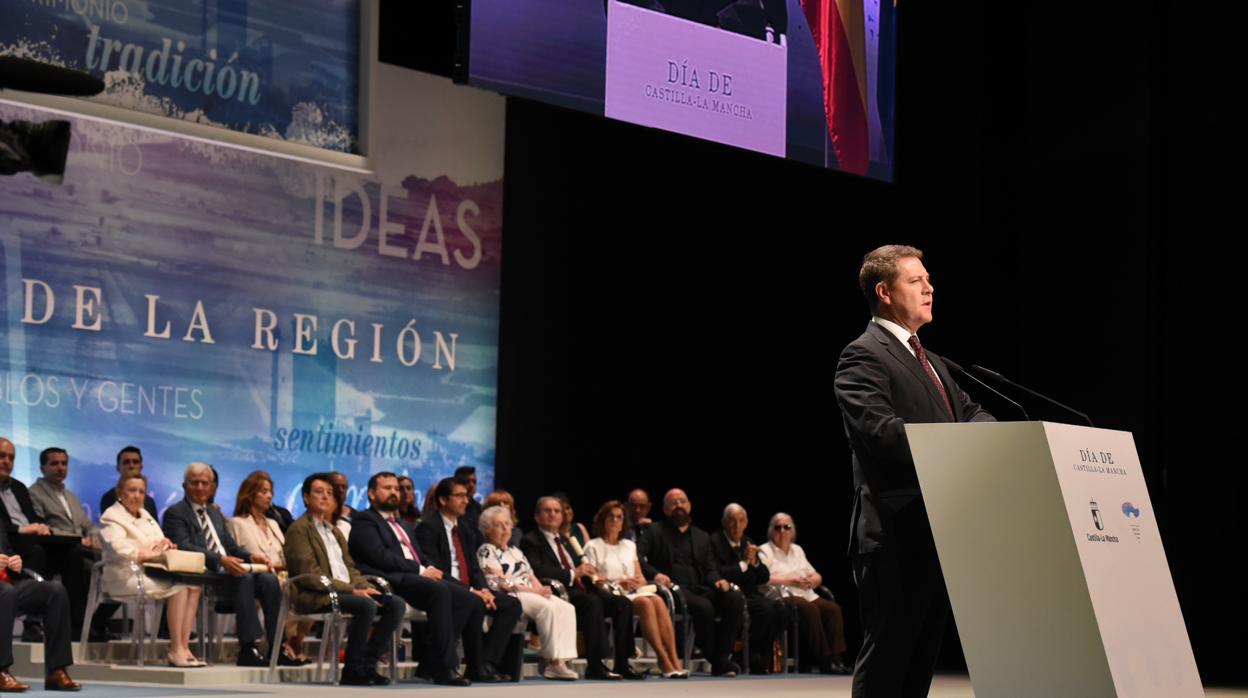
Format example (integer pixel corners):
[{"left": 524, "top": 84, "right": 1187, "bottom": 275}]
[{"left": 543, "top": 664, "right": 579, "bottom": 681}]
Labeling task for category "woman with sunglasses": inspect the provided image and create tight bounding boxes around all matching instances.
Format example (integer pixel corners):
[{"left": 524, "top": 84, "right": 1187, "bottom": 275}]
[{"left": 758, "top": 512, "right": 850, "bottom": 674}]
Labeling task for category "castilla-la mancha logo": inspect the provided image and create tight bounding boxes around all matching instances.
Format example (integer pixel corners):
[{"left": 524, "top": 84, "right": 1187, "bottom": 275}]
[{"left": 1090, "top": 499, "right": 1104, "bottom": 531}]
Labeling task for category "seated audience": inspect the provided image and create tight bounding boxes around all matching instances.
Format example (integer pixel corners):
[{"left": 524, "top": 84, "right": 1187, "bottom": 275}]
[
  {"left": 226, "top": 471, "right": 305, "bottom": 666},
  {"left": 99, "top": 473, "right": 202, "bottom": 667},
  {"left": 584, "top": 500, "right": 687, "bottom": 678},
  {"left": 348, "top": 472, "right": 475, "bottom": 686},
  {"left": 711, "top": 503, "right": 790, "bottom": 674},
  {"left": 27, "top": 446, "right": 112, "bottom": 640},
  {"left": 415, "top": 477, "right": 522, "bottom": 683},
  {"left": 758, "top": 512, "right": 849, "bottom": 673},
  {"left": 285, "top": 473, "right": 405, "bottom": 686},
  {"left": 521, "top": 496, "right": 643, "bottom": 680},
  {"left": 639, "top": 488, "right": 744, "bottom": 677},
  {"left": 162, "top": 463, "right": 282, "bottom": 667},
  {"left": 477, "top": 504, "right": 579, "bottom": 681}
]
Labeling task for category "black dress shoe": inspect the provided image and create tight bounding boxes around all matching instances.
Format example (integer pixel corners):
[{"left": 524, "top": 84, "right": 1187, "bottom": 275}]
[
  {"left": 339, "top": 669, "right": 373, "bottom": 686},
  {"left": 277, "top": 648, "right": 306, "bottom": 666},
  {"left": 236, "top": 643, "right": 267, "bottom": 667},
  {"left": 433, "top": 671, "right": 472, "bottom": 686},
  {"left": 368, "top": 671, "right": 391, "bottom": 686},
  {"left": 466, "top": 670, "right": 506, "bottom": 683},
  {"left": 617, "top": 667, "right": 647, "bottom": 680},
  {"left": 585, "top": 663, "right": 622, "bottom": 680},
  {"left": 712, "top": 660, "right": 741, "bottom": 677}
]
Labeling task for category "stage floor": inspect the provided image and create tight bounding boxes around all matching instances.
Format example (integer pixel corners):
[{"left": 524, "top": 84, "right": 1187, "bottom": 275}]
[{"left": 18, "top": 675, "right": 1248, "bottom": 698}]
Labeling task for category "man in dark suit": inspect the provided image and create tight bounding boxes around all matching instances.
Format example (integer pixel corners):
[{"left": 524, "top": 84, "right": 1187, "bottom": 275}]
[
  {"left": 161, "top": 462, "right": 284, "bottom": 667},
  {"left": 0, "top": 439, "right": 80, "bottom": 691},
  {"left": 711, "top": 503, "right": 789, "bottom": 674},
  {"left": 640, "top": 488, "right": 745, "bottom": 677},
  {"left": 414, "top": 477, "right": 519, "bottom": 683},
  {"left": 520, "top": 496, "right": 644, "bottom": 680},
  {"left": 834, "top": 244, "right": 994, "bottom": 698},
  {"left": 98, "top": 446, "right": 158, "bottom": 520},
  {"left": 348, "top": 472, "right": 474, "bottom": 686}
]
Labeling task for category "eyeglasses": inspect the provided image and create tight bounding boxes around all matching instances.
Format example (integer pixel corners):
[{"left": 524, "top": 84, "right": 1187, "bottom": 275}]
[{"left": 772, "top": 524, "right": 793, "bottom": 531}]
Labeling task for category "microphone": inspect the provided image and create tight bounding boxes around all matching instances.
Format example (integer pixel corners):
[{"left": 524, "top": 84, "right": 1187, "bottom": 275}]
[
  {"left": 941, "top": 357, "right": 1029, "bottom": 420},
  {"left": 0, "top": 57, "right": 105, "bottom": 96},
  {"left": 971, "top": 364, "right": 1094, "bottom": 427}
]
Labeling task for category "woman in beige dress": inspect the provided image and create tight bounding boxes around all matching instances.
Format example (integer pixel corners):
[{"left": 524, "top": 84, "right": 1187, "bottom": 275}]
[
  {"left": 227, "top": 470, "right": 309, "bottom": 664},
  {"left": 99, "top": 473, "right": 203, "bottom": 667}
]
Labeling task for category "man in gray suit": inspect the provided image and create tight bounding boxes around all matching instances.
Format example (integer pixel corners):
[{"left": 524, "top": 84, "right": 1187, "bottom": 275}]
[
  {"left": 834, "top": 245, "right": 994, "bottom": 698},
  {"left": 29, "top": 447, "right": 116, "bottom": 640}
]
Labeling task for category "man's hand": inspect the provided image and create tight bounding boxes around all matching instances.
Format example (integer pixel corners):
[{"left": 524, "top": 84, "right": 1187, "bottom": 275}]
[
  {"left": 5, "top": 555, "right": 22, "bottom": 573},
  {"left": 80, "top": 536, "right": 100, "bottom": 549},
  {"left": 352, "top": 587, "right": 381, "bottom": 598},
  {"left": 471, "top": 588, "right": 497, "bottom": 610},
  {"left": 420, "top": 566, "right": 443, "bottom": 580},
  {"left": 18, "top": 523, "right": 50, "bottom": 536},
  {"left": 654, "top": 573, "right": 673, "bottom": 588},
  {"left": 220, "top": 556, "right": 249, "bottom": 577},
  {"left": 575, "top": 561, "right": 598, "bottom": 578},
  {"left": 714, "top": 579, "right": 731, "bottom": 592},
  {"left": 744, "top": 543, "right": 759, "bottom": 565}
]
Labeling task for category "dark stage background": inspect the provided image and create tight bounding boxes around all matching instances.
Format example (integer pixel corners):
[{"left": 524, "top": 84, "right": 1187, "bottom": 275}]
[{"left": 383, "top": 0, "right": 1235, "bottom": 684}]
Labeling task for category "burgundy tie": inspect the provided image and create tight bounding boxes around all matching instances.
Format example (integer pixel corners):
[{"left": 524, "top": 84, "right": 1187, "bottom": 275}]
[
  {"left": 451, "top": 525, "right": 471, "bottom": 585},
  {"left": 908, "top": 335, "right": 955, "bottom": 419},
  {"left": 388, "top": 516, "right": 421, "bottom": 564}
]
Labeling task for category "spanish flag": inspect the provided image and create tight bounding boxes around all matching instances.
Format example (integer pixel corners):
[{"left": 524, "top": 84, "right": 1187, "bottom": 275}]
[{"left": 803, "top": 0, "right": 870, "bottom": 175}]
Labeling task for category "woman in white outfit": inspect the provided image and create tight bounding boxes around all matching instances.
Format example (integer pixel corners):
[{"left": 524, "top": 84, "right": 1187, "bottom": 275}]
[
  {"left": 584, "top": 500, "right": 687, "bottom": 678},
  {"left": 99, "top": 473, "right": 203, "bottom": 667},
  {"left": 476, "top": 505, "right": 579, "bottom": 681}
]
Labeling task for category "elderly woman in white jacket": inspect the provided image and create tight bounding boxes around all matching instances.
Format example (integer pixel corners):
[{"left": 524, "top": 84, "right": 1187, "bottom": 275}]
[
  {"left": 476, "top": 505, "right": 579, "bottom": 680},
  {"left": 99, "top": 473, "right": 203, "bottom": 667}
]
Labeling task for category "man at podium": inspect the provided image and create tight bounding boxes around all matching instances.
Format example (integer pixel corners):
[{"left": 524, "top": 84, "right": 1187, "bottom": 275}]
[{"left": 834, "top": 244, "right": 995, "bottom": 697}]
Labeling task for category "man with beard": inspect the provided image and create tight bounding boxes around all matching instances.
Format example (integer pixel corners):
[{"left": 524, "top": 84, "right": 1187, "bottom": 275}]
[
  {"left": 348, "top": 472, "right": 474, "bottom": 686},
  {"left": 639, "top": 488, "right": 745, "bottom": 677}
]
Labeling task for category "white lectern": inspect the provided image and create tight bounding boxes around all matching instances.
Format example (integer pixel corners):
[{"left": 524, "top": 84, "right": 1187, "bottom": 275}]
[{"left": 905, "top": 421, "right": 1202, "bottom": 698}]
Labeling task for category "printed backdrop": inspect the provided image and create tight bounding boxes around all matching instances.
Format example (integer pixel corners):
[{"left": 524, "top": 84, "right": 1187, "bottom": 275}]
[
  {"left": 2, "top": 0, "right": 362, "bottom": 152},
  {"left": 1, "top": 63, "right": 505, "bottom": 518}
]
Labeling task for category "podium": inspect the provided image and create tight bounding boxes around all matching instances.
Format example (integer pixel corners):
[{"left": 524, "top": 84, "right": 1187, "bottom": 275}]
[{"left": 904, "top": 421, "right": 1202, "bottom": 698}]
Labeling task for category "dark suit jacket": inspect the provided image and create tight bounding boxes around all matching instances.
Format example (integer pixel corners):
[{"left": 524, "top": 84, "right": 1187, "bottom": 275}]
[
  {"left": 284, "top": 513, "right": 370, "bottom": 612},
  {"left": 518, "top": 529, "right": 582, "bottom": 588},
  {"left": 710, "top": 531, "right": 770, "bottom": 594},
  {"left": 161, "top": 498, "right": 250, "bottom": 570},
  {"left": 348, "top": 507, "right": 429, "bottom": 581},
  {"left": 414, "top": 514, "right": 485, "bottom": 589},
  {"left": 0, "top": 477, "right": 43, "bottom": 535},
  {"left": 834, "top": 321, "right": 993, "bottom": 556},
  {"left": 266, "top": 504, "right": 294, "bottom": 533},
  {"left": 638, "top": 520, "right": 720, "bottom": 592}
]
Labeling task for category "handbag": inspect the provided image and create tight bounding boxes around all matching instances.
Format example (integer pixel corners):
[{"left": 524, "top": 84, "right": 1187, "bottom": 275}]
[{"left": 143, "top": 549, "right": 206, "bottom": 574}]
